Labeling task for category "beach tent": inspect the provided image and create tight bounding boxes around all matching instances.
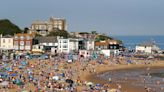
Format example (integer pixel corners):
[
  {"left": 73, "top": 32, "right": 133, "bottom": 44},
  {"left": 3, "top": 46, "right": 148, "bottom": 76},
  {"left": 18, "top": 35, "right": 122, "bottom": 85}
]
[
  {"left": 14, "top": 79, "right": 24, "bottom": 86},
  {"left": 0, "top": 72, "right": 8, "bottom": 78},
  {"left": 127, "top": 60, "right": 132, "bottom": 64},
  {"left": 1, "top": 81, "right": 9, "bottom": 86},
  {"left": 21, "top": 60, "right": 27, "bottom": 66},
  {"left": 148, "top": 55, "right": 154, "bottom": 59},
  {"left": 19, "top": 66, "right": 25, "bottom": 69},
  {"left": 65, "top": 79, "right": 74, "bottom": 84},
  {"left": 52, "top": 76, "right": 59, "bottom": 81},
  {"left": 96, "top": 84, "right": 101, "bottom": 86},
  {"left": 6, "top": 67, "right": 13, "bottom": 72},
  {"left": 10, "top": 73, "right": 17, "bottom": 76},
  {"left": 86, "top": 82, "right": 94, "bottom": 86}
]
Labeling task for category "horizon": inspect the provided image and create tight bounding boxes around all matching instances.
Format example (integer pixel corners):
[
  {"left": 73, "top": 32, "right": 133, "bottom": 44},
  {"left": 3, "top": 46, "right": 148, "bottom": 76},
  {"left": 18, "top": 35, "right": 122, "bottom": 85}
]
[{"left": 0, "top": 0, "right": 164, "bottom": 36}]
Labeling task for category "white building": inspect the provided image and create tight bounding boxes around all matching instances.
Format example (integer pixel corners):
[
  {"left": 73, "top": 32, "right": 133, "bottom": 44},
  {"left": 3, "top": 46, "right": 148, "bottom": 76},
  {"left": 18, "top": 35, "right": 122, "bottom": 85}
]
[
  {"left": 58, "top": 37, "right": 82, "bottom": 53},
  {"left": 86, "top": 39, "right": 95, "bottom": 50},
  {"left": 95, "top": 40, "right": 120, "bottom": 57},
  {"left": 0, "top": 34, "right": 13, "bottom": 50},
  {"left": 135, "top": 42, "right": 160, "bottom": 54}
]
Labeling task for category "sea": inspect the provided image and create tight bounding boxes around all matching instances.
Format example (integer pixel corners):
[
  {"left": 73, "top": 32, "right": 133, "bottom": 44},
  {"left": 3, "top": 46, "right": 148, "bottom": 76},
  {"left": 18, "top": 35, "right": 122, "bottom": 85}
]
[{"left": 113, "top": 35, "right": 164, "bottom": 50}]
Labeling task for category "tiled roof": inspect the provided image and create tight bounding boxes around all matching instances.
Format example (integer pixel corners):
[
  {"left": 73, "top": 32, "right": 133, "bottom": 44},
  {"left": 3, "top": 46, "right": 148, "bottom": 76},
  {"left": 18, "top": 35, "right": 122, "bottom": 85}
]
[{"left": 35, "top": 37, "right": 57, "bottom": 43}]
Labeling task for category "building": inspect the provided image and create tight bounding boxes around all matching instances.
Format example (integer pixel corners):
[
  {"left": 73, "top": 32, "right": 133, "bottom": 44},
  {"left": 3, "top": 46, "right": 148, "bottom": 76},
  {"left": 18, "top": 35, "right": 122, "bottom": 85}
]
[
  {"left": 0, "top": 34, "right": 13, "bottom": 51},
  {"left": 32, "top": 45, "right": 45, "bottom": 54},
  {"left": 95, "top": 40, "right": 120, "bottom": 57},
  {"left": 13, "top": 33, "right": 34, "bottom": 53},
  {"left": 29, "top": 17, "right": 67, "bottom": 36},
  {"left": 58, "top": 37, "right": 80, "bottom": 53},
  {"left": 35, "top": 36, "right": 58, "bottom": 54},
  {"left": 135, "top": 42, "right": 160, "bottom": 54}
]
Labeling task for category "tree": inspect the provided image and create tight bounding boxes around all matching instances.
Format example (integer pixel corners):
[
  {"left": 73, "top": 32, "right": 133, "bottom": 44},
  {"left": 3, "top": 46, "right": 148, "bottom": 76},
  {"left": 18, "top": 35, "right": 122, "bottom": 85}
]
[
  {"left": 24, "top": 27, "right": 29, "bottom": 33},
  {"left": 0, "top": 19, "right": 22, "bottom": 35},
  {"left": 91, "top": 31, "right": 97, "bottom": 35},
  {"left": 47, "top": 30, "right": 69, "bottom": 38}
]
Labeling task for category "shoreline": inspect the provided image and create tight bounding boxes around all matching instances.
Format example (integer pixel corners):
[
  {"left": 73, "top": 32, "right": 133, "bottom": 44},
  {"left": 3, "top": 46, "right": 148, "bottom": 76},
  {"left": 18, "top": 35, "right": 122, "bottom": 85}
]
[{"left": 84, "top": 60, "right": 164, "bottom": 92}]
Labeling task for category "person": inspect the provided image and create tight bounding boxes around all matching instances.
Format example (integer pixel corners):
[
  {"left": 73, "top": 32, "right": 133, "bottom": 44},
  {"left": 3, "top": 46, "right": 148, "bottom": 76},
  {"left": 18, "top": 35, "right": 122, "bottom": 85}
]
[{"left": 108, "top": 77, "right": 112, "bottom": 83}]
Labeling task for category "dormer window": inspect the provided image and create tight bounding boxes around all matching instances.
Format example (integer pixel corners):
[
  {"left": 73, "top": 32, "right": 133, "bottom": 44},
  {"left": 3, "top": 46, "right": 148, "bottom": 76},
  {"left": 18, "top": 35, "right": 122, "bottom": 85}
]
[{"left": 20, "top": 36, "right": 24, "bottom": 40}]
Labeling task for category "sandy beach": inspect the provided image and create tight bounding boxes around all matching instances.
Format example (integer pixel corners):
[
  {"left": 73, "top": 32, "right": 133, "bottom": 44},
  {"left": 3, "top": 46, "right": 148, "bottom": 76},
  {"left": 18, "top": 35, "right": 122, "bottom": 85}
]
[
  {"left": 83, "top": 60, "right": 164, "bottom": 92},
  {"left": 1, "top": 57, "right": 164, "bottom": 92}
]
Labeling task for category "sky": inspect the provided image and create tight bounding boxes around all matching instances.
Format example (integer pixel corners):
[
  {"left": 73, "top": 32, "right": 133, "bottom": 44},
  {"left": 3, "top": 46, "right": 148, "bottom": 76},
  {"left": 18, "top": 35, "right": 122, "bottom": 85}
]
[{"left": 0, "top": 0, "right": 164, "bottom": 36}]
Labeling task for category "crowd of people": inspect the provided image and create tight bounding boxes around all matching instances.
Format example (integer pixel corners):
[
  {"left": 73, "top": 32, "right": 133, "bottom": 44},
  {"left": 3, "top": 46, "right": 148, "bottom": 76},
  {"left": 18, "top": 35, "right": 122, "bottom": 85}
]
[
  {"left": 0, "top": 53, "right": 160, "bottom": 92},
  {"left": 0, "top": 53, "right": 124, "bottom": 92}
]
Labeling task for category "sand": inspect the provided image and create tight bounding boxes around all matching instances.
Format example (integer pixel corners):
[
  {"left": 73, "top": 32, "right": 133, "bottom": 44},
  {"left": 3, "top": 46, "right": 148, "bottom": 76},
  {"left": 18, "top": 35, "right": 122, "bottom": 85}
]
[{"left": 82, "top": 60, "right": 164, "bottom": 92}]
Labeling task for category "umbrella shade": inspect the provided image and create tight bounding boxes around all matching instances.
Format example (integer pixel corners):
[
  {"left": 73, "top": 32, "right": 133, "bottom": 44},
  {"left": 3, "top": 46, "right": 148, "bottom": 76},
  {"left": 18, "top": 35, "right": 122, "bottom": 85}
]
[
  {"left": 53, "top": 76, "right": 59, "bottom": 81},
  {"left": 96, "top": 84, "right": 101, "bottom": 86},
  {"left": 86, "top": 82, "right": 94, "bottom": 86},
  {"left": 10, "top": 73, "right": 17, "bottom": 76},
  {"left": 1, "top": 81, "right": 9, "bottom": 86},
  {"left": 65, "top": 79, "right": 74, "bottom": 84}
]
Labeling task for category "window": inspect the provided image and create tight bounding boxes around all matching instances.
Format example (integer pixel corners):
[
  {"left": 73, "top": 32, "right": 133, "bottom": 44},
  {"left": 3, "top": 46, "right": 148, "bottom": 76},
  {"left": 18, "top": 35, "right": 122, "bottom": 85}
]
[
  {"left": 63, "top": 45, "right": 67, "bottom": 48},
  {"left": 3, "top": 39, "right": 5, "bottom": 43},
  {"left": 63, "top": 40, "right": 67, "bottom": 43},
  {"left": 26, "top": 36, "right": 31, "bottom": 40},
  {"left": 26, "top": 41, "right": 30, "bottom": 45},
  {"left": 8, "top": 39, "right": 10, "bottom": 43},
  {"left": 14, "top": 41, "right": 18, "bottom": 45},
  {"left": 15, "top": 36, "right": 18, "bottom": 39},
  {"left": 20, "top": 36, "right": 24, "bottom": 40},
  {"left": 110, "top": 46, "right": 113, "bottom": 49}
]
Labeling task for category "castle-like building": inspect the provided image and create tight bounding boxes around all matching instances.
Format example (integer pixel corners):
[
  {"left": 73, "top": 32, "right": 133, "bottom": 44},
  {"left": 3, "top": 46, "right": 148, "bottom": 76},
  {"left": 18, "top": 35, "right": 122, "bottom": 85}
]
[{"left": 28, "top": 17, "right": 67, "bottom": 36}]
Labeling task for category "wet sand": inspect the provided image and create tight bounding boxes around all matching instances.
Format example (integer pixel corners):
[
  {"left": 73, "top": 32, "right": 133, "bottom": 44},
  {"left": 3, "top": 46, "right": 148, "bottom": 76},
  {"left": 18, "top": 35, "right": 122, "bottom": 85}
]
[{"left": 84, "top": 60, "right": 164, "bottom": 92}]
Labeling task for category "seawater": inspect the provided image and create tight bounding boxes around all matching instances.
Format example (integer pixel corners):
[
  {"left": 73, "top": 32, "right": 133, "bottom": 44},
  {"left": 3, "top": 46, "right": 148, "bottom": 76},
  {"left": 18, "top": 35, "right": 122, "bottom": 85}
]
[
  {"left": 100, "top": 68, "right": 164, "bottom": 92},
  {"left": 113, "top": 36, "right": 164, "bottom": 50}
]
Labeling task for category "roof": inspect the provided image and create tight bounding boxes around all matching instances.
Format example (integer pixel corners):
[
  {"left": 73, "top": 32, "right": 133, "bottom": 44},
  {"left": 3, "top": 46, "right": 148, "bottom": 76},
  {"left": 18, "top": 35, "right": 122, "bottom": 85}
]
[
  {"left": 95, "top": 40, "right": 119, "bottom": 46},
  {"left": 138, "top": 42, "right": 155, "bottom": 47},
  {"left": 2, "top": 34, "right": 13, "bottom": 38},
  {"left": 35, "top": 37, "right": 57, "bottom": 43},
  {"left": 15, "top": 33, "right": 34, "bottom": 37}
]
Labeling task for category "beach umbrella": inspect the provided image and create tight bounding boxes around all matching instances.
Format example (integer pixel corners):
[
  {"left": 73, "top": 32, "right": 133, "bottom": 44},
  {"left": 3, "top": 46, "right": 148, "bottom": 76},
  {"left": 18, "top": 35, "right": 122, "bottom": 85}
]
[
  {"left": 6, "top": 67, "right": 12, "bottom": 72},
  {"left": 52, "top": 76, "right": 59, "bottom": 81},
  {"left": 15, "top": 79, "right": 24, "bottom": 86},
  {"left": 86, "top": 82, "right": 94, "bottom": 86},
  {"left": 148, "top": 55, "right": 154, "bottom": 59},
  {"left": 10, "top": 73, "right": 17, "bottom": 76},
  {"left": 127, "top": 60, "right": 132, "bottom": 63},
  {"left": 65, "top": 79, "right": 74, "bottom": 84},
  {"left": 1, "top": 81, "right": 9, "bottom": 86},
  {"left": 96, "top": 84, "right": 101, "bottom": 86},
  {"left": 21, "top": 60, "right": 27, "bottom": 66}
]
